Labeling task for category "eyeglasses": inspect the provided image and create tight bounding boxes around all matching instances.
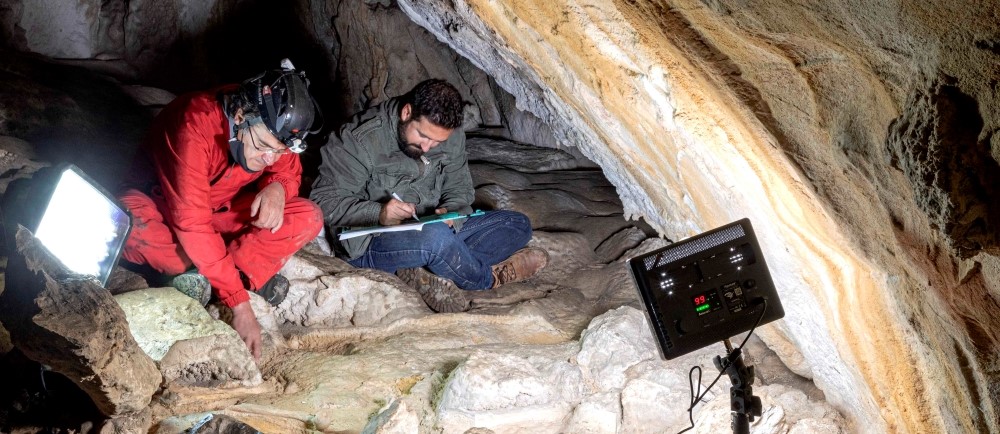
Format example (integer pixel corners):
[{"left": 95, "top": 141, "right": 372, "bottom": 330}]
[{"left": 246, "top": 127, "right": 291, "bottom": 155}]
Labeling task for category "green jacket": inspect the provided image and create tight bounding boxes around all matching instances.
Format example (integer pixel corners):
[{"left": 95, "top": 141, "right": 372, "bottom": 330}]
[{"left": 310, "top": 97, "right": 474, "bottom": 259}]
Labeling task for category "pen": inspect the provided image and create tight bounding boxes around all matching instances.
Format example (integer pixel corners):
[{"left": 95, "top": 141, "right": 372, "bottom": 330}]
[{"left": 391, "top": 192, "right": 420, "bottom": 221}]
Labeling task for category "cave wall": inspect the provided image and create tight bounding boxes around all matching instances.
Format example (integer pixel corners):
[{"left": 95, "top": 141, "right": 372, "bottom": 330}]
[
  {"left": 2, "top": 0, "right": 1000, "bottom": 433},
  {"left": 392, "top": 1, "right": 1000, "bottom": 432},
  {"left": 0, "top": 0, "right": 563, "bottom": 152}
]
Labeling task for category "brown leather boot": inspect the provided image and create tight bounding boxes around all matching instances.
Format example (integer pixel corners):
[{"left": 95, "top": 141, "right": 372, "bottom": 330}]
[
  {"left": 491, "top": 247, "right": 549, "bottom": 289},
  {"left": 397, "top": 267, "right": 470, "bottom": 313}
]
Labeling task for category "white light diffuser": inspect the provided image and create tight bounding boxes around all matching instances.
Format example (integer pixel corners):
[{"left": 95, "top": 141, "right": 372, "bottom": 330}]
[{"left": 33, "top": 165, "right": 132, "bottom": 287}]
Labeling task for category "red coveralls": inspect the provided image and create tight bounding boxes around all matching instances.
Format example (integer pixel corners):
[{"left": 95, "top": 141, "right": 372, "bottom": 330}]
[{"left": 118, "top": 85, "right": 322, "bottom": 308}]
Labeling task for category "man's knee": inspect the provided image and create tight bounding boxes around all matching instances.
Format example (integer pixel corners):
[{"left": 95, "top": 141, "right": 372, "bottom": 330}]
[
  {"left": 421, "top": 223, "right": 460, "bottom": 256},
  {"left": 495, "top": 210, "right": 532, "bottom": 239},
  {"left": 507, "top": 210, "right": 532, "bottom": 230},
  {"left": 118, "top": 189, "right": 158, "bottom": 218},
  {"left": 285, "top": 197, "right": 324, "bottom": 238}
]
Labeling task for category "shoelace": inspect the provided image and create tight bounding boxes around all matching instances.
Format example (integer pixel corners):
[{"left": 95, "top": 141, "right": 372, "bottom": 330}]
[{"left": 494, "top": 262, "right": 518, "bottom": 285}]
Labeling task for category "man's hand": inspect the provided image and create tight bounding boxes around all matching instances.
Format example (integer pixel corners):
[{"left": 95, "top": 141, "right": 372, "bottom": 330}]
[
  {"left": 379, "top": 197, "right": 417, "bottom": 226},
  {"left": 231, "top": 301, "right": 262, "bottom": 361},
  {"left": 251, "top": 182, "right": 286, "bottom": 233},
  {"left": 435, "top": 207, "right": 454, "bottom": 228}
]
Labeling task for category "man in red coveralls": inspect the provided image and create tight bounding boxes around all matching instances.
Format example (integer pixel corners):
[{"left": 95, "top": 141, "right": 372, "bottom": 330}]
[{"left": 118, "top": 60, "right": 323, "bottom": 360}]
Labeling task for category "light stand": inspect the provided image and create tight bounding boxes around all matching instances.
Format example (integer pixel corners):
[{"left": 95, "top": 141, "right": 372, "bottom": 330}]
[{"left": 714, "top": 338, "right": 762, "bottom": 434}]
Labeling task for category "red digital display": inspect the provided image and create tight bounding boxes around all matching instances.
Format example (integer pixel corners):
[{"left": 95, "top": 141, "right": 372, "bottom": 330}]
[{"left": 692, "top": 290, "right": 720, "bottom": 315}]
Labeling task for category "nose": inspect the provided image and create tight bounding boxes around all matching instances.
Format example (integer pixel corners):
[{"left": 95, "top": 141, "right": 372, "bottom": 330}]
[
  {"left": 262, "top": 152, "right": 278, "bottom": 165},
  {"left": 421, "top": 140, "right": 438, "bottom": 152}
]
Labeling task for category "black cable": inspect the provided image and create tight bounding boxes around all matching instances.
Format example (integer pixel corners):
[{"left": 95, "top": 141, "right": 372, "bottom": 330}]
[
  {"left": 676, "top": 299, "right": 768, "bottom": 434},
  {"left": 679, "top": 365, "right": 703, "bottom": 433},
  {"left": 39, "top": 364, "right": 48, "bottom": 394}
]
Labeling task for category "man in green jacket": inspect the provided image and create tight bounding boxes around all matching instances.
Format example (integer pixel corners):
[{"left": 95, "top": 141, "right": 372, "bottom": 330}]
[{"left": 310, "top": 79, "right": 547, "bottom": 312}]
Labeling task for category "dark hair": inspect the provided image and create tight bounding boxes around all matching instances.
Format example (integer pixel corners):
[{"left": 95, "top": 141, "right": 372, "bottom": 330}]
[
  {"left": 404, "top": 79, "right": 465, "bottom": 129},
  {"left": 224, "top": 88, "right": 258, "bottom": 119}
]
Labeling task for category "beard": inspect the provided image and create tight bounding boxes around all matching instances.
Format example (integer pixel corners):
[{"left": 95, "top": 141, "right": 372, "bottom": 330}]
[{"left": 397, "top": 120, "right": 424, "bottom": 159}]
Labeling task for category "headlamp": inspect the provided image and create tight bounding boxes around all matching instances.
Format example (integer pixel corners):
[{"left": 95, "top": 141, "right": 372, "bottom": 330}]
[{"left": 243, "top": 59, "right": 322, "bottom": 154}]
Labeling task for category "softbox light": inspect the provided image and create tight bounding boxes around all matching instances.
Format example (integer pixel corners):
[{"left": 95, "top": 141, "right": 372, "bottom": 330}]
[
  {"left": 3, "top": 164, "right": 132, "bottom": 287},
  {"left": 627, "top": 218, "right": 784, "bottom": 360}
]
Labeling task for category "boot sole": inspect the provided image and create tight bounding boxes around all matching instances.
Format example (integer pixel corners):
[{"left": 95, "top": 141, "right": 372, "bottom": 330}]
[
  {"left": 256, "top": 276, "right": 289, "bottom": 306},
  {"left": 170, "top": 274, "right": 211, "bottom": 306},
  {"left": 397, "top": 268, "right": 470, "bottom": 313}
]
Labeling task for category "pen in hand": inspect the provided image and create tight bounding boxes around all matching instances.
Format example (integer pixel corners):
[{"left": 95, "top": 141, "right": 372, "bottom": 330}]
[{"left": 391, "top": 192, "right": 420, "bottom": 221}]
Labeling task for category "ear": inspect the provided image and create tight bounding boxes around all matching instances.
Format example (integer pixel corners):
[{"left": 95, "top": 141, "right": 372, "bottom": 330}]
[
  {"left": 400, "top": 103, "right": 412, "bottom": 122},
  {"left": 236, "top": 107, "right": 248, "bottom": 124}
]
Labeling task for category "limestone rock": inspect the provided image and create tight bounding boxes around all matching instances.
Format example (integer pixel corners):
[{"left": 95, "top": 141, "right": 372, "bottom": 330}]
[
  {"left": 104, "top": 265, "right": 150, "bottom": 295},
  {"left": 0, "top": 52, "right": 149, "bottom": 188},
  {"left": 1, "top": 0, "right": 105, "bottom": 59},
  {"left": 0, "top": 136, "right": 45, "bottom": 196},
  {"left": 276, "top": 254, "right": 430, "bottom": 328},
  {"left": 574, "top": 306, "right": 658, "bottom": 391},
  {"left": 693, "top": 383, "right": 845, "bottom": 434},
  {"left": 99, "top": 407, "right": 153, "bottom": 434},
  {"left": 527, "top": 231, "right": 599, "bottom": 283},
  {"left": 157, "top": 413, "right": 264, "bottom": 434},
  {"left": 563, "top": 391, "right": 622, "bottom": 434},
  {"left": 158, "top": 334, "right": 262, "bottom": 388},
  {"left": 622, "top": 238, "right": 672, "bottom": 261},
  {"left": 360, "top": 400, "right": 420, "bottom": 434},
  {"left": 6, "top": 0, "right": 1000, "bottom": 431},
  {"left": 119, "top": 84, "right": 175, "bottom": 108},
  {"left": 0, "top": 226, "right": 161, "bottom": 416},
  {"left": 886, "top": 77, "right": 1000, "bottom": 258},
  {"left": 115, "top": 287, "right": 239, "bottom": 362},
  {"left": 437, "top": 350, "right": 578, "bottom": 434},
  {"left": 466, "top": 136, "right": 584, "bottom": 172},
  {"left": 119, "top": 84, "right": 176, "bottom": 117},
  {"left": 620, "top": 364, "right": 702, "bottom": 433},
  {"left": 471, "top": 164, "right": 639, "bottom": 250},
  {"left": 391, "top": 1, "right": 1000, "bottom": 431},
  {"left": 595, "top": 226, "right": 649, "bottom": 263}
]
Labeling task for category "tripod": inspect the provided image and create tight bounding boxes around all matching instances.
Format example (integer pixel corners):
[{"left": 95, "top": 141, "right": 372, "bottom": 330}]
[{"left": 713, "top": 339, "right": 762, "bottom": 434}]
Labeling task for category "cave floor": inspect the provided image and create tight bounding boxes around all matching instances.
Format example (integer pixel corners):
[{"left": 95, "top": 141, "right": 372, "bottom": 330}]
[{"left": 147, "top": 155, "right": 838, "bottom": 433}]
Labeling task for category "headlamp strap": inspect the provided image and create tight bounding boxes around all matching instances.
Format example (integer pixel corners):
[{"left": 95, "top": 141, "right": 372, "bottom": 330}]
[{"left": 262, "top": 78, "right": 280, "bottom": 136}]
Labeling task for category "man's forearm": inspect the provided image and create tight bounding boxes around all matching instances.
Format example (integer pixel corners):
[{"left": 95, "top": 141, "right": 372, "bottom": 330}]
[{"left": 313, "top": 192, "right": 383, "bottom": 228}]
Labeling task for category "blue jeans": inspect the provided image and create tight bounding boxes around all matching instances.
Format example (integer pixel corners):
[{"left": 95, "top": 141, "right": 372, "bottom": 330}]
[{"left": 348, "top": 210, "right": 532, "bottom": 290}]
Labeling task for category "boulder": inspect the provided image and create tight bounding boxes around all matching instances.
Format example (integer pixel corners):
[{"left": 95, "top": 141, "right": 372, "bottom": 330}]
[
  {"left": 574, "top": 306, "right": 659, "bottom": 391},
  {"left": 562, "top": 391, "right": 622, "bottom": 434},
  {"left": 0, "top": 226, "right": 161, "bottom": 416},
  {"left": 275, "top": 253, "right": 430, "bottom": 328},
  {"left": 437, "top": 350, "right": 579, "bottom": 434},
  {"left": 115, "top": 287, "right": 261, "bottom": 387}
]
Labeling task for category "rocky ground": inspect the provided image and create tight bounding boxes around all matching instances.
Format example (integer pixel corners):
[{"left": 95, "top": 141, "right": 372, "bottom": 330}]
[{"left": 1, "top": 130, "right": 844, "bottom": 433}]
